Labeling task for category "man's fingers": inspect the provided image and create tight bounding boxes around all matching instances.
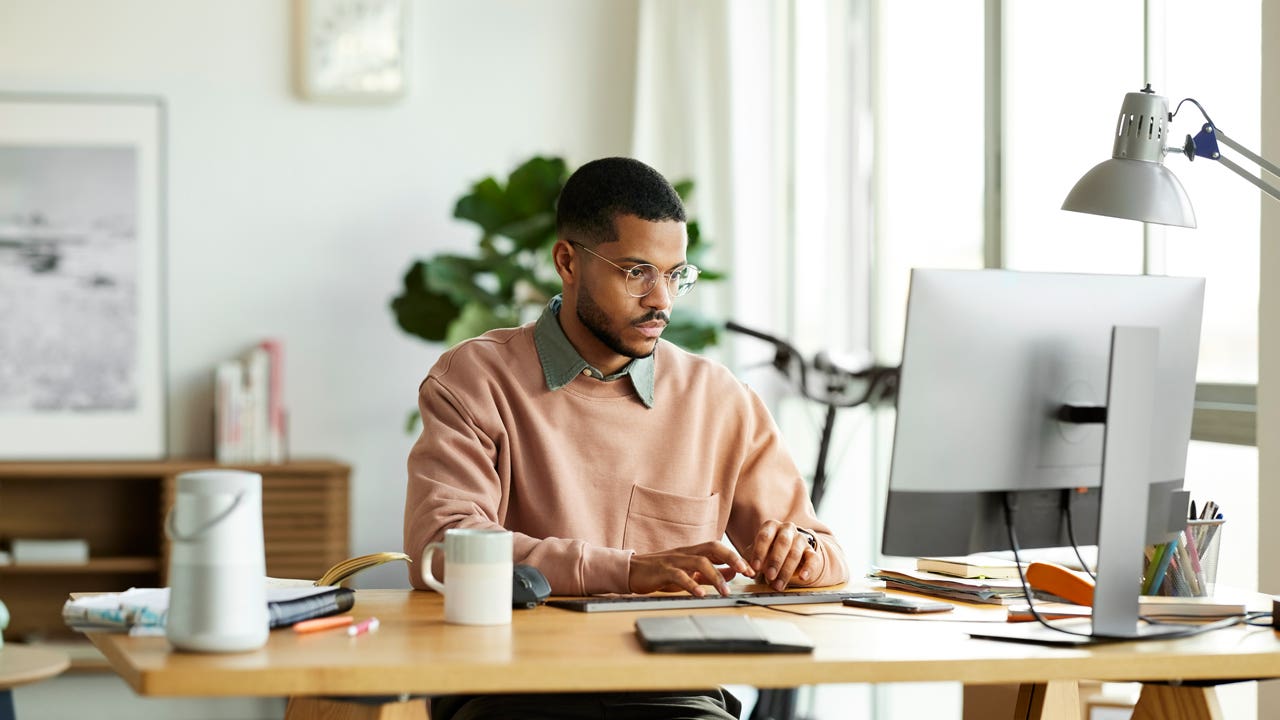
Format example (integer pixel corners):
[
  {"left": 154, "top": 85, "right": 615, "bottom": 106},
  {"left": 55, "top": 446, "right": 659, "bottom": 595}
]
[
  {"left": 771, "top": 538, "right": 810, "bottom": 590},
  {"left": 683, "top": 541, "right": 753, "bottom": 576},
  {"left": 762, "top": 525, "right": 800, "bottom": 583},
  {"left": 631, "top": 547, "right": 742, "bottom": 596},
  {"left": 750, "top": 522, "right": 781, "bottom": 575}
]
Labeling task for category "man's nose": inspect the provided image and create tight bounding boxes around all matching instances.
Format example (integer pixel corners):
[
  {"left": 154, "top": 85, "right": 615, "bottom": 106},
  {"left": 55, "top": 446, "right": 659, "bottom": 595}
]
[{"left": 643, "top": 277, "right": 673, "bottom": 309}]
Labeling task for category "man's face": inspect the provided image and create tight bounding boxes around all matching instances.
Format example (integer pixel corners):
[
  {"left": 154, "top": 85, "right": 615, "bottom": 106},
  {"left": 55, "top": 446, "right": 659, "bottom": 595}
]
[{"left": 568, "top": 214, "right": 688, "bottom": 369}]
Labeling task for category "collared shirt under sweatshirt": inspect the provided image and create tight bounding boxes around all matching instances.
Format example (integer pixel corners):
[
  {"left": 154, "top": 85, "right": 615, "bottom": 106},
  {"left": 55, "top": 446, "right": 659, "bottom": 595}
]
[{"left": 404, "top": 299, "right": 848, "bottom": 595}]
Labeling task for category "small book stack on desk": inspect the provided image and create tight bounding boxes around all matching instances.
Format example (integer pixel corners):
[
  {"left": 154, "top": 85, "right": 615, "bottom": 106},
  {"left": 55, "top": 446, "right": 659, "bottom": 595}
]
[{"left": 869, "top": 567, "right": 1032, "bottom": 605}]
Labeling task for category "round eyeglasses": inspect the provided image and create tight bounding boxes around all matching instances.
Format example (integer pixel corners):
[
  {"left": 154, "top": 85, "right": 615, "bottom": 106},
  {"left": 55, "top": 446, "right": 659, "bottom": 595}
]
[{"left": 569, "top": 241, "right": 700, "bottom": 298}]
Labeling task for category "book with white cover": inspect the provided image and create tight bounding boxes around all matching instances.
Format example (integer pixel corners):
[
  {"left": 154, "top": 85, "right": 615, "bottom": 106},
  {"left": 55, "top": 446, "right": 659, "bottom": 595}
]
[
  {"left": 916, "top": 555, "right": 1022, "bottom": 579},
  {"left": 1007, "top": 595, "right": 1248, "bottom": 622}
]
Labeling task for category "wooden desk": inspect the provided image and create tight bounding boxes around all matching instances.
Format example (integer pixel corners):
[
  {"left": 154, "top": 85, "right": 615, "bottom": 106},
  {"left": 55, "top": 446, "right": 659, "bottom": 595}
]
[
  {"left": 85, "top": 589, "right": 1280, "bottom": 720},
  {"left": 0, "top": 645, "right": 70, "bottom": 720}
]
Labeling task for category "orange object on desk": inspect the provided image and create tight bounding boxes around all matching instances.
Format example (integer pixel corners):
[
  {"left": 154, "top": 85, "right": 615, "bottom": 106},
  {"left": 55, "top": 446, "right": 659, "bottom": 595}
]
[{"left": 1025, "top": 562, "right": 1095, "bottom": 606}]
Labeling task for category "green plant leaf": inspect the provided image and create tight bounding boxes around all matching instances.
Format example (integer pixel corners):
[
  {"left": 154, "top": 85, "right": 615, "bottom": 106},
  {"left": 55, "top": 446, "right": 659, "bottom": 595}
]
[
  {"left": 496, "top": 211, "right": 557, "bottom": 250},
  {"left": 390, "top": 261, "right": 462, "bottom": 342},
  {"left": 672, "top": 179, "right": 695, "bottom": 201},
  {"left": 506, "top": 156, "right": 567, "bottom": 217},
  {"left": 426, "top": 254, "right": 502, "bottom": 307},
  {"left": 664, "top": 309, "right": 721, "bottom": 351},
  {"left": 454, "top": 177, "right": 514, "bottom": 233},
  {"left": 444, "top": 301, "right": 517, "bottom": 346}
]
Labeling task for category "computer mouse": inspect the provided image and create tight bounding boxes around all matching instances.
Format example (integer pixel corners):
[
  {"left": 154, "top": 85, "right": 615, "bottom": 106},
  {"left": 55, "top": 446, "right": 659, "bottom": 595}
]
[{"left": 512, "top": 564, "right": 551, "bottom": 609}]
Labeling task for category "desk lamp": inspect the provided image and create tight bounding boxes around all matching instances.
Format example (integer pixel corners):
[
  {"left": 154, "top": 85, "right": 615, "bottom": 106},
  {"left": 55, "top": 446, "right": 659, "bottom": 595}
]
[{"left": 1062, "top": 84, "right": 1280, "bottom": 226}]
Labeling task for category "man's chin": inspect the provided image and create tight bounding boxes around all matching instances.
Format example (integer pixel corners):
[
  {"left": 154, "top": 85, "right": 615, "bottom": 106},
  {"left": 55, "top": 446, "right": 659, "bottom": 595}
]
[{"left": 625, "top": 338, "right": 659, "bottom": 359}]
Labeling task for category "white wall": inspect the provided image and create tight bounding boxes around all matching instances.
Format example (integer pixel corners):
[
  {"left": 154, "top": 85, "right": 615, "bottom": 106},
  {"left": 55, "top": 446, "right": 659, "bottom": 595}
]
[
  {"left": 0, "top": 0, "right": 639, "bottom": 598},
  {"left": 4, "top": 1, "right": 638, "bottom": 717}
]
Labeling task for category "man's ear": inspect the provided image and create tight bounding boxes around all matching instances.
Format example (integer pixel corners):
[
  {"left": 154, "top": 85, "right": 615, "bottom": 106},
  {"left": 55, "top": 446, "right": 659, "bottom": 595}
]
[{"left": 552, "top": 239, "right": 577, "bottom": 286}]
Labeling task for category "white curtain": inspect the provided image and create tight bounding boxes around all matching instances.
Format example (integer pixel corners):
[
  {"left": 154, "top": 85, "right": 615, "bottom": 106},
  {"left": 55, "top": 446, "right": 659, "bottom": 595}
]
[
  {"left": 631, "top": 3, "right": 878, "bottom": 718},
  {"left": 631, "top": 0, "right": 735, "bottom": 331}
]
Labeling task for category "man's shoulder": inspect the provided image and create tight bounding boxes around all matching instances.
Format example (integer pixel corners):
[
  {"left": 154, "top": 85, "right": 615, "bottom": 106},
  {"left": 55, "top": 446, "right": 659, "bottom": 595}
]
[
  {"left": 430, "top": 324, "right": 534, "bottom": 378},
  {"left": 657, "top": 341, "right": 750, "bottom": 395}
]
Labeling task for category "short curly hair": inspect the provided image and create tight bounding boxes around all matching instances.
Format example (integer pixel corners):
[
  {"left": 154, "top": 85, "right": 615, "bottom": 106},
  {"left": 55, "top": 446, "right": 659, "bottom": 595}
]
[{"left": 555, "top": 157, "right": 686, "bottom": 247}]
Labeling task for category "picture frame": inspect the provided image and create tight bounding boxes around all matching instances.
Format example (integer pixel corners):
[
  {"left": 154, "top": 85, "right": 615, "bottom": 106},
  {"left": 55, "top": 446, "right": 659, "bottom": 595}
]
[{"left": 0, "top": 93, "right": 167, "bottom": 459}]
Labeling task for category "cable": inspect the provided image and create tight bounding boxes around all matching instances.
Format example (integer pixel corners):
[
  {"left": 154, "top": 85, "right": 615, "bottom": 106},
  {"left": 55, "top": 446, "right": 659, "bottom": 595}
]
[
  {"left": 1061, "top": 490, "right": 1097, "bottom": 581},
  {"left": 1170, "top": 97, "right": 1218, "bottom": 131},
  {"left": 1243, "top": 612, "right": 1274, "bottom": 628},
  {"left": 1003, "top": 494, "right": 1096, "bottom": 639},
  {"left": 1005, "top": 492, "right": 1248, "bottom": 642}
]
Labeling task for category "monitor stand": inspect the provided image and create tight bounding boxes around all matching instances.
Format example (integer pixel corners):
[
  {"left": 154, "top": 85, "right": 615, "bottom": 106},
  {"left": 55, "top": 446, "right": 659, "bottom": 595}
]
[
  {"left": 968, "top": 619, "right": 1192, "bottom": 647},
  {"left": 974, "top": 326, "right": 1181, "bottom": 647}
]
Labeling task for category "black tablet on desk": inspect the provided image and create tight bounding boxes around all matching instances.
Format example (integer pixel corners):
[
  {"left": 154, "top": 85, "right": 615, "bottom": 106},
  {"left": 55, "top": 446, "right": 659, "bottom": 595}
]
[{"left": 634, "top": 615, "right": 815, "bottom": 654}]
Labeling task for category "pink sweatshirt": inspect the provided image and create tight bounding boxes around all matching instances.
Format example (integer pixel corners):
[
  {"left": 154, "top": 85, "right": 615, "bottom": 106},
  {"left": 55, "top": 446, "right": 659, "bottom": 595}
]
[{"left": 403, "top": 323, "right": 848, "bottom": 595}]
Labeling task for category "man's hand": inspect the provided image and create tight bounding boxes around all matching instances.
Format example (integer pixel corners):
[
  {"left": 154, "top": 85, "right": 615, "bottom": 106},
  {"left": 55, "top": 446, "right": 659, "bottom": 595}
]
[
  {"left": 629, "top": 541, "right": 755, "bottom": 597},
  {"left": 750, "top": 520, "right": 820, "bottom": 591}
]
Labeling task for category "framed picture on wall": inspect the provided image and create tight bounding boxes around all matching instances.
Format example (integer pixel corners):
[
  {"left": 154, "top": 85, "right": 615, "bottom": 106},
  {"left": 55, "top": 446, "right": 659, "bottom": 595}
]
[{"left": 0, "top": 94, "right": 167, "bottom": 459}]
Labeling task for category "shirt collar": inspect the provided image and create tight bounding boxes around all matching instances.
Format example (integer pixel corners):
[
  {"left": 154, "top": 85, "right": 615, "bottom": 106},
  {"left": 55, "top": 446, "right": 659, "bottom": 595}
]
[{"left": 534, "top": 295, "right": 656, "bottom": 408}]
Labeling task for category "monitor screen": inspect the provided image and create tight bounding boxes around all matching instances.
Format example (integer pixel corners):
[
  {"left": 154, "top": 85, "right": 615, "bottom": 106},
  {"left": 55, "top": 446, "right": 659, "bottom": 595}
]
[{"left": 882, "top": 269, "right": 1204, "bottom": 559}]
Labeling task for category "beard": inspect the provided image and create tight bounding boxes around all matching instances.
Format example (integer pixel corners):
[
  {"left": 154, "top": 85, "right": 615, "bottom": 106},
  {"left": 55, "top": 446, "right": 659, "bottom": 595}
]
[{"left": 575, "top": 286, "right": 665, "bottom": 360}]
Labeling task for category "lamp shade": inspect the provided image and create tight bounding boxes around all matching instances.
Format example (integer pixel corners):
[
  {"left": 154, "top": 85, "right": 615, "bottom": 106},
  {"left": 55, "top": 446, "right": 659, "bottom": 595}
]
[
  {"left": 1062, "top": 157, "right": 1196, "bottom": 228},
  {"left": 1061, "top": 87, "right": 1197, "bottom": 228}
]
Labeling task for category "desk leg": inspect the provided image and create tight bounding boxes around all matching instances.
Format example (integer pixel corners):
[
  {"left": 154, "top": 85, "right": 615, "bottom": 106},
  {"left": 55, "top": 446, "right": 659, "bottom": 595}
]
[
  {"left": 1013, "top": 681, "right": 1081, "bottom": 720},
  {"left": 283, "top": 696, "right": 429, "bottom": 720},
  {"left": 1130, "top": 684, "right": 1223, "bottom": 720},
  {"left": 1, "top": 689, "right": 14, "bottom": 720}
]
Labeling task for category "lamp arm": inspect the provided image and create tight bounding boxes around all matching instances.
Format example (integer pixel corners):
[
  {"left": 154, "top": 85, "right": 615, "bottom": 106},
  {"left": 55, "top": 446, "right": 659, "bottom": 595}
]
[
  {"left": 1184, "top": 120, "right": 1280, "bottom": 202},
  {"left": 1214, "top": 153, "right": 1280, "bottom": 202},
  {"left": 1213, "top": 129, "right": 1280, "bottom": 202}
]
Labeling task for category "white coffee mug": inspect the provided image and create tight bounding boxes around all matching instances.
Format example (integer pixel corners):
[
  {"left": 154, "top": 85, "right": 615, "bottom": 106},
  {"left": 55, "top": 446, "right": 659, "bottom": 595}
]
[{"left": 421, "top": 528, "right": 513, "bottom": 626}]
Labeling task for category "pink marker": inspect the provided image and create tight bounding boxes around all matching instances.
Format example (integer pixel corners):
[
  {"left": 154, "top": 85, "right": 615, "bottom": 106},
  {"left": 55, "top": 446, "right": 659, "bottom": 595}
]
[{"left": 347, "top": 617, "right": 380, "bottom": 637}]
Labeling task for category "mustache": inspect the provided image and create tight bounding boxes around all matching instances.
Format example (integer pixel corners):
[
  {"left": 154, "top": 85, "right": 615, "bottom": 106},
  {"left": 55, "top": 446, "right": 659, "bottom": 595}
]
[{"left": 633, "top": 311, "right": 669, "bottom": 325}]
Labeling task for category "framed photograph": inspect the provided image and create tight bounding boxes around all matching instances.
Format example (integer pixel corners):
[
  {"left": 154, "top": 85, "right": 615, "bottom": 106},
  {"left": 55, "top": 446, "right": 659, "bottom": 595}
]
[{"left": 0, "top": 94, "right": 167, "bottom": 459}]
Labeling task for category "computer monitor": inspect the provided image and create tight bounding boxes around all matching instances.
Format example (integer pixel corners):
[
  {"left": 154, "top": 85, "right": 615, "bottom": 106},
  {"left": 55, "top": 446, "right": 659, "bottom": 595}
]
[{"left": 882, "top": 268, "right": 1205, "bottom": 639}]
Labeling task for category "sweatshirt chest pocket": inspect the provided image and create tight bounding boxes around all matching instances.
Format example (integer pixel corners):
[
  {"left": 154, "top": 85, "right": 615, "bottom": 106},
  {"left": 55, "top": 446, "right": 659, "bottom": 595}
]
[{"left": 621, "top": 484, "right": 721, "bottom": 553}]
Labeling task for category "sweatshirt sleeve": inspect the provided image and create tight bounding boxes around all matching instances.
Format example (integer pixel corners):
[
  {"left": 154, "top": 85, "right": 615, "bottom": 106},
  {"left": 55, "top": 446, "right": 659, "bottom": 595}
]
[
  {"left": 724, "top": 386, "right": 849, "bottom": 588},
  {"left": 403, "top": 374, "right": 633, "bottom": 595}
]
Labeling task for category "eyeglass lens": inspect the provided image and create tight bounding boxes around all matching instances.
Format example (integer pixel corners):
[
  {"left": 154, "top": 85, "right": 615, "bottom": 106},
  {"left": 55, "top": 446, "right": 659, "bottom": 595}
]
[{"left": 625, "top": 264, "right": 699, "bottom": 298}]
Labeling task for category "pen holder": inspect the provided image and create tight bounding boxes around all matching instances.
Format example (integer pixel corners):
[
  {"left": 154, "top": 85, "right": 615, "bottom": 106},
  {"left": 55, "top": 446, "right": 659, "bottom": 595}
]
[{"left": 1142, "top": 519, "right": 1224, "bottom": 597}]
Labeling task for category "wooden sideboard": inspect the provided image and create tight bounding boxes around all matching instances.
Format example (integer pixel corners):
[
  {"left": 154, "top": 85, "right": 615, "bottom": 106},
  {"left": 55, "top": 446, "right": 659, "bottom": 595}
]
[{"left": 0, "top": 459, "right": 350, "bottom": 664}]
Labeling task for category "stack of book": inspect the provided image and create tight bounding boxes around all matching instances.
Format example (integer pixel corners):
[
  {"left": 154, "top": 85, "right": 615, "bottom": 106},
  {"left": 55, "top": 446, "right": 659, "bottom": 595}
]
[
  {"left": 215, "top": 339, "right": 286, "bottom": 464},
  {"left": 869, "top": 567, "right": 1031, "bottom": 605}
]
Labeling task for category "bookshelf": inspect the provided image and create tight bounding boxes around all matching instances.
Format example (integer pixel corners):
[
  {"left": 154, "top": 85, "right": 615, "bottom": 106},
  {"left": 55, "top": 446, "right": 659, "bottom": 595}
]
[{"left": 0, "top": 459, "right": 350, "bottom": 668}]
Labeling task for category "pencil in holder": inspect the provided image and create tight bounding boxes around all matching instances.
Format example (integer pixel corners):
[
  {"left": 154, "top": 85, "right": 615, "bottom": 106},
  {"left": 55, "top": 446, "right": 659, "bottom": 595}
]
[{"left": 1141, "top": 518, "right": 1224, "bottom": 597}]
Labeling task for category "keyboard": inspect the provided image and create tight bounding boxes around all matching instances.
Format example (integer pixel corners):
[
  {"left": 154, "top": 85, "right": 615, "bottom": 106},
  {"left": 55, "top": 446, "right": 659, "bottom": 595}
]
[{"left": 546, "top": 590, "right": 884, "bottom": 613}]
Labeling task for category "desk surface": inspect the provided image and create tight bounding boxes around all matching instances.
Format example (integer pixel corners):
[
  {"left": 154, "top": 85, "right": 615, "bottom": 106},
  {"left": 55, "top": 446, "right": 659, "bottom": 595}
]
[
  {"left": 86, "top": 588, "right": 1280, "bottom": 699},
  {"left": 0, "top": 645, "right": 69, "bottom": 690}
]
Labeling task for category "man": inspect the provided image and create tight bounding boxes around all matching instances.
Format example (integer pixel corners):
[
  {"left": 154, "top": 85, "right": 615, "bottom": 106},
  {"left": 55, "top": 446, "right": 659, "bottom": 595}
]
[{"left": 404, "top": 157, "right": 847, "bottom": 719}]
